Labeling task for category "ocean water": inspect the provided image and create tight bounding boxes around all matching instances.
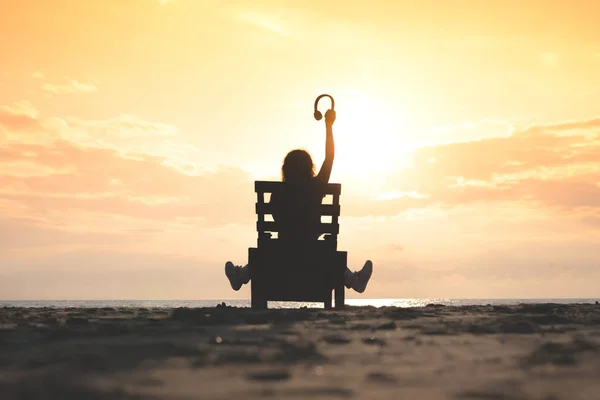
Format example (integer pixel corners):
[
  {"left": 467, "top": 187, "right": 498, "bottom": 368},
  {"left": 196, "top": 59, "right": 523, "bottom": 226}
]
[{"left": 0, "top": 298, "right": 597, "bottom": 309}]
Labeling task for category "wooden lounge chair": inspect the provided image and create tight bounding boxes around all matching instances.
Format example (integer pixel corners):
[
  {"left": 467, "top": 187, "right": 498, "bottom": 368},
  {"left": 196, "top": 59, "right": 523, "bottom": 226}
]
[{"left": 248, "top": 181, "right": 347, "bottom": 309}]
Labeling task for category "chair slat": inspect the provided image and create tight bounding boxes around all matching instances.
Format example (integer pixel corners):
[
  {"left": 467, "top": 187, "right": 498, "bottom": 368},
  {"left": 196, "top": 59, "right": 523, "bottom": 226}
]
[
  {"left": 256, "top": 203, "right": 340, "bottom": 216},
  {"left": 255, "top": 181, "right": 341, "bottom": 196},
  {"left": 257, "top": 221, "right": 339, "bottom": 234}
]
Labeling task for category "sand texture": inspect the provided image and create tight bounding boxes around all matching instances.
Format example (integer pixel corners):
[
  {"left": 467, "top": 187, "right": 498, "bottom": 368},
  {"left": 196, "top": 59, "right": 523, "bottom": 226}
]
[{"left": 1, "top": 303, "right": 600, "bottom": 399}]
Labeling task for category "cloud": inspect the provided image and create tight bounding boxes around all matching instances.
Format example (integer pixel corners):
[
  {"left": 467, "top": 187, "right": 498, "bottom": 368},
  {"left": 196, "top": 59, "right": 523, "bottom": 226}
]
[
  {"left": 37, "top": 114, "right": 207, "bottom": 168},
  {"left": 65, "top": 114, "right": 177, "bottom": 138},
  {"left": 41, "top": 77, "right": 97, "bottom": 94},
  {"left": 2, "top": 100, "right": 600, "bottom": 291},
  {"left": 342, "top": 117, "right": 600, "bottom": 219},
  {"left": 0, "top": 102, "right": 260, "bottom": 290},
  {"left": 236, "top": 11, "right": 288, "bottom": 36},
  {"left": 385, "top": 244, "right": 404, "bottom": 252},
  {"left": 47, "top": 114, "right": 179, "bottom": 152},
  {"left": 0, "top": 101, "right": 40, "bottom": 131},
  {"left": 0, "top": 217, "right": 127, "bottom": 249},
  {"left": 4, "top": 103, "right": 599, "bottom": 231},
  {"left": 432, "top": 119, "right": 514, "bottom": 143},
  {"left": 0, "top": 140, "right": 255, "bottom": 226},
  {"left": 32, "top": 71, "right": 45, "bottom": 80},
  {"left": 0, "top": 101, "right": 262, "bottom": 262}
]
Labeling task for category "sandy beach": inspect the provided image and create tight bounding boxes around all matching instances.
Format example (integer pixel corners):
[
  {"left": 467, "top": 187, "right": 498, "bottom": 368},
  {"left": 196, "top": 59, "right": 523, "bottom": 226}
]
[{"left": 1, "top": 303, "right": 600, "bottom": 399}]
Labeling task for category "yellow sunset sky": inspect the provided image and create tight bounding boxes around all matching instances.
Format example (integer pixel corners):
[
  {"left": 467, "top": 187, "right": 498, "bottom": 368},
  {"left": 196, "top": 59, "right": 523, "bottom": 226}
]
[{"left": 1, "top": 0, "right": 600, "bottom": 300}]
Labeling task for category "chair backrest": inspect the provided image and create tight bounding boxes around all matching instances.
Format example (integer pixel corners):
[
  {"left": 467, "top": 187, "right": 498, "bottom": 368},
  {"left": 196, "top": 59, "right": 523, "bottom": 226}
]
[{"left": 254, "top": 181, "right": 341, "bottom": 244}]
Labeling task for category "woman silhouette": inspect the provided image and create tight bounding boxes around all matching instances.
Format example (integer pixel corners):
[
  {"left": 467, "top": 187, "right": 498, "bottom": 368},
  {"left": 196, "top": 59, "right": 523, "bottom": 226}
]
[{"left": 225, "top": 108, "right": 373, "bottom": 292}]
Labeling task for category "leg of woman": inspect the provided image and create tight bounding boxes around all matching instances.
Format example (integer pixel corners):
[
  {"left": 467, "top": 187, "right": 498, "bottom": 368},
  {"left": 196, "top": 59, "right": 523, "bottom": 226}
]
[
  {"left": 344, "top": 260, "right": 373, "bottom": 293},
  {"left": 225, "top": 262, "right": 251, "bottom": 291}
]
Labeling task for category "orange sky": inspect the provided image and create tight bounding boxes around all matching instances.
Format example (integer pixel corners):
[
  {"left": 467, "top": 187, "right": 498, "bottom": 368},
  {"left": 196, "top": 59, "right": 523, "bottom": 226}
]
[{"left": 1, "top": 0, "right": 600, "bottom": 300}]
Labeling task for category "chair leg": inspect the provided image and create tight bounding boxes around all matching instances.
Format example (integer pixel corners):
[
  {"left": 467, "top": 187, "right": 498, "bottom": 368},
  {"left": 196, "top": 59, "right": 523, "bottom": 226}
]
[
  {"left": 335, "top": 285, "right": 345, "bottom": 308},
  {"left": 324, "top": 298, "right": 332, "bottom": 309},
  {"left": 251, "top": 296, "right": 267, "bottom": 309}
]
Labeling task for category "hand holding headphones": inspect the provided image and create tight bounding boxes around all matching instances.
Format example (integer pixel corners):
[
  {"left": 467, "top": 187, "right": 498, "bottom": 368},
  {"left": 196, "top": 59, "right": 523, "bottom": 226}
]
[
  {"left": 324, "top": 109, "right": 336, "bottom": 127},
  {"left": 314, "top": 94, "right": 335, "bottom": 127}
]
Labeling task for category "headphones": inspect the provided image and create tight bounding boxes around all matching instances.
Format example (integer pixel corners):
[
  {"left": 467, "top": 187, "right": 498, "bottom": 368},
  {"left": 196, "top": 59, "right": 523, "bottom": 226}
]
[{"left": 313, "top": 94, "right": 335, "bottom": 121}]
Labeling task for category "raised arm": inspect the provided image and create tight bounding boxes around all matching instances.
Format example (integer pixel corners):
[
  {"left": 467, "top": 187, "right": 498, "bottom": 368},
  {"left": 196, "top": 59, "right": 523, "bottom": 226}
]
[{"left": 315, "top": 109, "right": 336, "bottom": 184}]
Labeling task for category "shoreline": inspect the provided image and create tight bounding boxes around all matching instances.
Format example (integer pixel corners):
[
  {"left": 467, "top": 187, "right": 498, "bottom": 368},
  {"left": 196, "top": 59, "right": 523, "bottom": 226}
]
[
  {"left": 1, "top": 303, "right": 599, "bottom": 399},
  {"left": 1, "top": 297, "right": 598, "bottom": 310}
]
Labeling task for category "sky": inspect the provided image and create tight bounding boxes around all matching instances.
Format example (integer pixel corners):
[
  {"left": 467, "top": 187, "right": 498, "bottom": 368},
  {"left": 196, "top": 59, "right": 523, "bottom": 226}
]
[{"left": 1, "top": 0, "right": 600, "bottom": 300}]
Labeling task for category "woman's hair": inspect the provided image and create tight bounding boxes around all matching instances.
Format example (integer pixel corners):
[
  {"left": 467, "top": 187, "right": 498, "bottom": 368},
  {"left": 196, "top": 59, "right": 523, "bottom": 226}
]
[{"left": 281, "top": 149, "right": 315, "bottom": 183}]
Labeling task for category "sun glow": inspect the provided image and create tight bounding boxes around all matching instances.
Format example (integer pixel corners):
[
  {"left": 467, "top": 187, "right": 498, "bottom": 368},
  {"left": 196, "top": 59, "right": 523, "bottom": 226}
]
[{"left": 332, "top": 93, "right": 411, "bottom": 181}]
